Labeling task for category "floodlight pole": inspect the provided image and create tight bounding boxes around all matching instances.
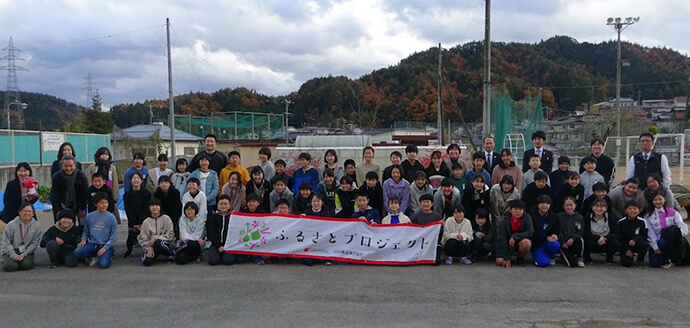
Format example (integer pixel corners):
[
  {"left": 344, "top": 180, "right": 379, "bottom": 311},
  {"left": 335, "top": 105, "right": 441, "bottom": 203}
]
[
  {"left": 482, "top": 0, "right": 491, "bottom": 136},
  {"left": 284, "top": 99, "right": 292, "bottom": 144},
  {"left": 167, "top": 18, "right": 176, "bottom": 162}
]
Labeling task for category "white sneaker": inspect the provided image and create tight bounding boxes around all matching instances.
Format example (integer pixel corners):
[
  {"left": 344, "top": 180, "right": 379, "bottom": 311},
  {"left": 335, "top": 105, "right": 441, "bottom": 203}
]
[
  {"left": 89, "top": 257, "right": 98, "bottom": 267},
  {"left": 577, "top": 259, "right": 585, "bottom": 268},
  {"left": 549, "top": 259, "right": 556, "bottom": 266},
  {"left": 444, "top": 257, "right": 453, "bottom": 265}
]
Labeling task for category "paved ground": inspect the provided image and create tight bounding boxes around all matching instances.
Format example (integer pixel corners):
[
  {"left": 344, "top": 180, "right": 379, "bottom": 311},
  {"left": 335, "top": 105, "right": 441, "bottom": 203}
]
[{"left": 1, "top": 213, "right": 689, "bottom": 328}]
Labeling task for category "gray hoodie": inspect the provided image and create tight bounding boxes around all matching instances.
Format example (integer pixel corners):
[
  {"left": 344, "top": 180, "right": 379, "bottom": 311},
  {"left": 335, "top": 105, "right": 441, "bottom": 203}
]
[
  {"left": 409, "top": 183, "right": 434, "bottom": 214},
  {"left": 2, "top": 216, "right": 42, "bottom": 257}
]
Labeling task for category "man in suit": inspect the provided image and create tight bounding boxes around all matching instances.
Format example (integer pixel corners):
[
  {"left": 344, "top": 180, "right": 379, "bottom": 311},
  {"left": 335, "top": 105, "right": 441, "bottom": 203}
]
[
  {"left": 482, "top": 136, "right": 500, "bottom": 174},
  {"left": 626, "top": 132, "right": 671, "bottom": 190},
  {"left": 522, "top": 131, "right": 553, "bottom": 174}
]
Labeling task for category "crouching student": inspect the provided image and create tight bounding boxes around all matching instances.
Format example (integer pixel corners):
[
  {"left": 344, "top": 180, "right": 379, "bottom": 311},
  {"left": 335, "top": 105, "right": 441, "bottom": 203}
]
[
  {"left": 207, "top": 195, "right": 244, "bottom": 266},
  {"left": 529, "top": 195, "right": 560, "bottom": 267},
  {"left": 2, "top": 203, "right": 41, "bottom": 272},
  {"left": 335, "top": 176, "right": 358, "bottom": 218},
  {"left": 412, "top": 193, "right": 444, "bottom": 264},
  {"left": 442, "top": 204, "right": 474, "bottom": 265},
  {"left": 557, "top": 197, "right": 586, "bottom": 267},
  {"left": 291, "top": 182, "right": 313, "bottom": 215},
  {"left": 305, "top": 194, "right": 330, "bottom": 217},
  {"left": 583, "top": 198, "right": 621, "bottom": 265},
  {"left": 469, "top": 208, "right": 494, "bottom": 261},
  {"left": 617, "top": 201, "right": 648, "bottom": 267},
  {"left": 269, "top": 178, "right": 293, "bottom": 213},
  {"left": 75, "top": 192, "right": 118, "bottom": 269},
  {"left": 351, "top": 191, "right": 381, "bottom": 224},
  {"left": 177, "top": 202, "right": 206, "bottom": 265},
  {"left": 241, "top": 194, "right": 267, "bottom": 265},
  {"left": 645, "top": 191, "right": 690, "bottom": 268},
  {"left": 139, "top": 198, "right": 176, "bottom": 266},
  {"left": 41, "top": 210, "right": 80, "bottom": 268},
  {"left": 496, "top": 199, "right": 534, "bottom": 268},
  {"left": 382, "top": 198, "right": 411, "bottom": 224}
]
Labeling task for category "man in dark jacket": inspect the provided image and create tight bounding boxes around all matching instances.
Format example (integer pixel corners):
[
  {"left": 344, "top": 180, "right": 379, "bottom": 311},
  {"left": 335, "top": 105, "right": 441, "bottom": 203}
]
[
  {"left": 50, "top": 156, "right": 89, "bottom": 223},
  {"left": 187, "top": 134, "right": 228, "bottom": 175},
  {"left": 40, "top": 210, "right": 81, "bottom": 268},
  {"left": 496, "top": 199, "right": 534, "bottom": 268},
  {"left": 579, "top": 139, "right": 616, "bottom": 186}
]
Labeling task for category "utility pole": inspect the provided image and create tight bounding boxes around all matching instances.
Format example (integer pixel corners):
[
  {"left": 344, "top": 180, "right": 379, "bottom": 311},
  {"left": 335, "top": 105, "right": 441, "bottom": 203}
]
[
  {"left": 284, "top": 99, "right": 293, "bottom": 144},
  {"left": 84, "top": 72, "right": 95, "bottom": 108},
  {"left": 482, "top": 0, "right": 491, "bottom": 136},
  {"left": 166, "top": 18, "right": 176, "bottom": 162},
  {"left": 437, "top": 43, "right": 443, "bottom": 145}
]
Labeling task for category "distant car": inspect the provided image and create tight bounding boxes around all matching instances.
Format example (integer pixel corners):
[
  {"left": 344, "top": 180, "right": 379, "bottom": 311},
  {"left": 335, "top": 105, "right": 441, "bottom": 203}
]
[{"left": 684, "top": 153, "right": 690, "bottom": 166}]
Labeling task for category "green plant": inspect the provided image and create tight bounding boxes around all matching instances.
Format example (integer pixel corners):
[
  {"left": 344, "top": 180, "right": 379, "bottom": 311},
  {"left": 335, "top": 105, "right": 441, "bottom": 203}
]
[{"left": 38, "top": 185, "right": 51, "bottom": 203}]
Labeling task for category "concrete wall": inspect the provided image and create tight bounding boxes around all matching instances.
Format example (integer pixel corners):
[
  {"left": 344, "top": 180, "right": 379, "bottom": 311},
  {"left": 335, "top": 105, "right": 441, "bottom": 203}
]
[{"left": 0, "top": 165, "right": 53, "bottom": 191}]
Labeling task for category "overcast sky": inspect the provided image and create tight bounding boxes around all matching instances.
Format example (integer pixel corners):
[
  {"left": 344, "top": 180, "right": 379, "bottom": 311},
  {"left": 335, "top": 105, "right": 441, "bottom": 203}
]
[{"left": 0, "top": 0, "right": 687, "bottom": 106}]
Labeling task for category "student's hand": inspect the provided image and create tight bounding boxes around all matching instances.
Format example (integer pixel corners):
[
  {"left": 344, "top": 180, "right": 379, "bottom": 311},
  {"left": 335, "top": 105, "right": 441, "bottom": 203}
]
[
  {"left": 562, "top": 243, "right": 569, "bottom": 249},
  {"left": 502, "top": 260, "right": 511, "bottom": 268},
  {"left": 476, "top": 232, "right": 485, "bottom": 239},
  {"left": 457, "top": 234, "right": 464, "bottom": 242},
  {"left": 597, "top": 236, "right": 607, "bottom": 246},
  {"left": 625, "top": 250, "right": 633, "bottom": 258},
  {"left": 218, "top": 246, "right": 225, "bottom": 252},
  {"left": 198, "top": 238, "right": 205, "bottom": 247},
  {"left": 654, "top": 248, "right": 662, "bottom": 255},
  {"left": 508, "top": 237, "right": 515, "bottom": 247},
  {"left": 546, "top": 235, "right": 556, "bottom": 242},
  {"left": 147, "top": 250, "right": 155, "bottom": 258},
  {"left": 97, "top": 247, "right": 107, "bottom": 257},
  {"left": 55, "top": 237, "right": 64, "bottom": 246},
  {"left": 629, "top": 240, "right": 636, "bottom": 247},
  {"left": 12, "top": 255, "right": 22, "bottom": 261},
  {"left": 78, "top": 240, "right": 86, "bottom": 247},
  {"left": 358, "top": 216, "right": 367, "bottom": 222},
  {"left": 134, "top": 225, "right": 141, "bottom": 231},
  {"left": 567, "top": 239, "right": 574, "bottom": 247},
  {"left": 148, "top": 240, "right": 154, "bottom": 247},
  {"left": 78, "top": 210, "right": 86, "bottom": 219}
]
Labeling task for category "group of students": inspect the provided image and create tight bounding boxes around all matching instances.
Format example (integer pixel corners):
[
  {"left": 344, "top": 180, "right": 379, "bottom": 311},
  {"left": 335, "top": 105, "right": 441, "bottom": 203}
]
[{"left": 2, "top": 132, "right": 689, "bottom": 271}]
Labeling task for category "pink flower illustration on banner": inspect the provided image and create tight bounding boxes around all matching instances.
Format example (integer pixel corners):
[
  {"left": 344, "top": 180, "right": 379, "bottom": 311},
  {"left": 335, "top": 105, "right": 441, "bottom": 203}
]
[
  {"left": 252, "top": 220, "right": 260, "bottom": 228},
  {"left": 239, "top": 219, "right": 271, "bottom": 249},
  {"left": 260, "top": 237, "right": 267, "bottom": 245}
]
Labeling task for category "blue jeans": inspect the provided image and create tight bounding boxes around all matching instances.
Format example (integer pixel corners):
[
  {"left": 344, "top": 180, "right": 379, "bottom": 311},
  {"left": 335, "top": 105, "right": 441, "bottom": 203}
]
[
  {"left": 74, "top": 243, "right": 113, "bottom": 269},
  {"left": 533, "top": 240, "right": 560, "bottom": 267},
  {"left": 649, "top": 238, "right": 671, "bottom": 268}
]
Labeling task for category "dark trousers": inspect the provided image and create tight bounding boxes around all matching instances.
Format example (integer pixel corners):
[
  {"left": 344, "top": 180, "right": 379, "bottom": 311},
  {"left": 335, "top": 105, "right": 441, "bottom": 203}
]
[
  {"left": 175, "top": 240, "right": 202, "bottom": 265},
  {"left": 45, "top": 240, "right": 78, "bottom": 267},
  {"left": 560, "top": 237, "right": 584, "bottom": 267},
  {"left": 649, "top": 226, "right": 688, "bottom": 267},
  {"left": 206, "top": 247, "right": 245, "bottom": 265},
  {"left": 126, "top": 228, "right": 140, "bottom": 252},
  {"left": 443, "top": 239, "right": 470, "bottom": 258},
  {"left": 142, "top": 240, "right": 175, "bottom": 266},
  {"left": 621, "top": 239, "right": 649, "bottom": 267},
  {"left": 585, "top": 236, "right": 622, "bottom": 263},
  {"left": 470, "top": 238, "right": 495, "bottom": 257}
]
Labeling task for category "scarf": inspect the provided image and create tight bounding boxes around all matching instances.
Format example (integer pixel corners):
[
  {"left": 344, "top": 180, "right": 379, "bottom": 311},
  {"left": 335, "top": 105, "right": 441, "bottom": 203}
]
[
  {"left": 60, "top": 170, "right": 77, "bottom": 211},
  {"left": 254, "top": 181, "right": 266, "bottom": 198},
  {"left": 95, "top": 159, "right": 112, "bottom": 181}
]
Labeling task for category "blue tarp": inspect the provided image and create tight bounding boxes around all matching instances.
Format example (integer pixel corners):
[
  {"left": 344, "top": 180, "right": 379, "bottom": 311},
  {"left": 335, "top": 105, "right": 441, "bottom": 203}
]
[{"left": 0, "top": 190, "right": 52, "bottom": 213}]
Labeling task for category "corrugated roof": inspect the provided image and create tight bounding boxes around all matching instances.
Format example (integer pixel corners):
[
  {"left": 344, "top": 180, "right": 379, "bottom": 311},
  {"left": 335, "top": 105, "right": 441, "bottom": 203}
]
[{"left": 112, "top": 124, "right": 202, "bottom": 141}]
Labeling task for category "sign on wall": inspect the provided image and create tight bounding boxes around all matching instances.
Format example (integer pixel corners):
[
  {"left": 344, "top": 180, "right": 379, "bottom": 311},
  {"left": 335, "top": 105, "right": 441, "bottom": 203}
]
[{"left": 42, "top": 133, "right": 65, "bottom": 152}]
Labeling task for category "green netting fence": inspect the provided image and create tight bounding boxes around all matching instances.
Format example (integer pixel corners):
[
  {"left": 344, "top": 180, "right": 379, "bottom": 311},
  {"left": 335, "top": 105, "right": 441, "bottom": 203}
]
[
  {"left": 174, "top": 112, "right": 284, "bottom": 141},
  {"left": 492, "top": 86, "right": 544, "bottom": 158}
]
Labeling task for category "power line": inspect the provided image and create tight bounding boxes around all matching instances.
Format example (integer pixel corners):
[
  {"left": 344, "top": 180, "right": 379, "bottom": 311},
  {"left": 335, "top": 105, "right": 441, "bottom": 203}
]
[
  {"left": 169, "top": 23, "right": 205, "bottom": 91},
  {"left": 23, "top": 24, "right": 165, "bottom": 51}
]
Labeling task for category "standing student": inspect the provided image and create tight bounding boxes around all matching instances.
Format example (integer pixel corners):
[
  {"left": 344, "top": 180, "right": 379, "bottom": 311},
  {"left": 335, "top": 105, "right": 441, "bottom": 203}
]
[
  {"left": 434, "top": 178, "right": 463, "bottom": 220},
  {"left": 269, "top": 178, "right": 294, "bottom": 213},
  {"left": 270, "top": 159, "right": 294, "bottom": 191},
  {"left": 75, "top": 193, "right": 118, "bottom": 269},
  {"left": 176, "top": 202, "right": 206, "bottom": 265},
  {"left": 644, "top": 191, "right": 690, "bottom": 268},
  {"left": 461, "top": 175, "right": 490, "bottom": 223},
  {"left": 449, "top": 163, "right": 468, "bottom": 197},
  {"left": 172, "top": 158, "right": 191, "bottom": 198},
  {"left": 529, "top": 195, "right": 560, "bottom": 267},
  {"left": 191, "top": 153, "right": 220, "bottom": 218},
  {"left": 292, "top": 152, "right": 320, "bottom": 194},
  {"left": 579, "top": 156, "right": 606, "bottom": 199},
  {"left": 443, "top": 143, "right": 471, "bottom": 175},
  {"left": 221, "top": 171, "right": 246, "bottom": 212},
  {"left": 351, "top": 191, "right": 381, "bottom": 224},
  {"left": 442, "top": 204, "right": 474, "bottom": 265},
  {"left": 51, "top": 155, "right": 89, "bottom": 223},
  {"left": 123, "top": 172, "right": 152, "bottom": 258},
  {"left": 245, "top": 166, "right": 273, "bottom": 213},
  {"left": 401, "top": 145, "right": 425, "bottom": 183},
  {"left": 2, "top": 203, "right": 41, "bottom": 272},
  {"left": 470, "top": 208, "right": 495, "bottom": 261},
  {"left": 85, "top": 147, "right": 119, "bottom": 199},
  {"left": 522, "top": 130, "right": 553, "bottom": 174},
  {"left": 521, "top": 171, "right": 552, "bottom": 212},
  {"left": 465, "top": 151, "right": 491, "bottom": 184},
  {"left": 316, "top": 169, "right": 338, "bottom": 215},
  {"left": 553, "top": 172, "right": 584, "bottom": 214},
  {"left": 41, "top": 210, "right": 80, "bottom": 268},
  {"left": 187, "top": 134, "right": 228, "bottom": 175},
  {"left": 579, "top": 138, "right": 616, "bottom": 186},
  {"left": 381, "top": 198, "right": 411, "bottom": 224},
  {"left": 409, "top": 171, "right": 433, "bottom": 215},
  {"left": 219, "top": 151, "right": 250, "bottom": 191},
  {"left": 583, "top": 198, "right": 621, "bottom": 265},
  {"left": 305, "top": 194, "right": 330, "bottom": 217},
  {"left": 491, "top": 149, "right": 522, "bottom": 192},
  {"left": 154, "top": 175, "right": 182, "bottom": 237},
  {"left": 361, "top": 172, "right": 384, "bottom": 217},
  {"left": 496, "top": 199, "right": 534, "bottom": 268},
  {"left": 207, "top": 195, "right": 244, "bottom": 265},
  {"left": 1, "top": 163, "right": 38, "bottom": 227},
  {"left": 557, "top": 197, "right": 586, "bottom": 267},
  {"left": 181, "top": 178, "right": 208, "bottom": 220},
  {"left": 51, "top": 142, "right": 83, "bottom": 177},
  {"left": 425, "top": 150, "right": 451, "bottom": 179},
  {"left": 258, "top": 147, "right": 276, "bottom": 181},
  {"left": 582, "top": 182, "right": 612, "bottom": 216},
  {"left": 617, "top": 201, "right": 649, "bottom": 267},
  {"left": 489, "top": 175, "right": 520, "bottom": 221},
  {"left": 549, "top": 156, "right": 572, "bottom": 198},
  {"left": 356, "top": 146, "right": 381, "bottom": 187},
  {"left": 320, "top": 149, "right": 345, "bottom": 181},
  {"left": 138, "top": 198, "right": 176, "bottom": 266},
  {"left": 522, "top": 154, "right": 550, "bottom": 192},
  {"left": 334, "top": 176, "right": 358, "bottom": 218},
  {"left": 626, "top": 132, "right": 671, "bottom": 189},
  {"left": 291, "top": 182, "right": 314, "bottom": 215},
  {"left": 382, "top": 165, "right": 410, "bottom": 215},
  {"left": 147, "top": 154, "right": 173, "bottom": 192},
  {"left": 87, "top": 172, "right": 118, "bottom": 223},
  {"left": 123, "top": 153, "right": 149, "bottom": 192},
  {"left": 343, "top": 159, "right": 358, "bottom": 188},
  {"left": 382, "top": 151, "right": 403, "bottom": 182}
]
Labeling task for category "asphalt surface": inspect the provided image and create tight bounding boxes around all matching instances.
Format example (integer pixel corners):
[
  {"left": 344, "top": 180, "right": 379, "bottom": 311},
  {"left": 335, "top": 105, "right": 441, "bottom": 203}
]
[{"left": 1, "top": 213, "right": 689, "bottom": 328}]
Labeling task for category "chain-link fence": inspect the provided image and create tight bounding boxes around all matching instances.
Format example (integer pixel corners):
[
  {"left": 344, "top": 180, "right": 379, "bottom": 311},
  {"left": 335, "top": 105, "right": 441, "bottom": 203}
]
[{"left": 0, "top": 129, "right": 111, "bottom": 167}]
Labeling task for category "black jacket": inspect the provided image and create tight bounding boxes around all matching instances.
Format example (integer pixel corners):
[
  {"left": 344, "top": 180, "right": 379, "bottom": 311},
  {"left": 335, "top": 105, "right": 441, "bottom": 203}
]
[
  {"left": 583, "top": 212, "right": 620, "bottom": 243},
  {"left": 553, "top": 184, "right": 584, "bottom": 214},
  {"left": 305, "top": 208, "right": 330, "bottom": 217},
  {"left": 335, "top": 188, "right": 358, "bottom": 218},
  {"left": 40, "top": 222, "right": 81, "bottom": 249},
  {"left": 582, "top": 195, "right": 612, "bottom": 216},
  {"left": 462, "top": 185, "right": 491, "bottom": 224},
  {"left": 1, "top": 179, "right": 37, "bottom": 223},
  {"left": 187, "top": 150, "right": 228, "bottom": 176},
  {"left": 617, "top": 217, "right": 648, "bottom": 245},
  {"left": 51, "top": 160, "right": 82, "bottom": 179},
  {"left": 497, "top": 212, "right": 534, "bottom": 260},
  {"left": 548, "top": 169, "right": 571, "bottom": 198},
  {"left": 123, "top": 188, "right": 152, "bottom": 227},
  {"left": 425, "top": 163, "right": 451, "bottom": 178},
  {"left": 87, "top": 185, "right": 116, "bottom": 214},
  {"left": 401, "top": 160, "right": 425, "bottom": 183},
  {"left": 50, "top": 170, "right": 89, "bottom": 215},
  {"left": 482, "top": 151, "right": 501, "bottom": 174},
  {"left": 154, "top": 187, "right": 182, "bottom": 225},
  {"left": 522, "top": 148, "right": 554, "bottom": 174},
  {"left": 578, "top": 153, "right": 615, "bottom": 186},
  {"left": 206, "top": 211, "right": 231, "bottom": 249},
  {"left": 245, "top": 179, "right": 273, "bottom": 213},
  {"left": 521, "top": 183, "right": 552, "bottom": 212},
  {"left": 556, "top": 212, "right": 584, "bottom": 243},
  {"left": 291, "top": 194, "right": 313, "bottom": 215},
  {"left": 361, "top": 182, "right": 384, "bottom": 216},
  {"left": 528, "top": 207, "right": 559, "bottom": 247},
  {"left": 270, "top": 173, "right": 294, "bottom": 191}
]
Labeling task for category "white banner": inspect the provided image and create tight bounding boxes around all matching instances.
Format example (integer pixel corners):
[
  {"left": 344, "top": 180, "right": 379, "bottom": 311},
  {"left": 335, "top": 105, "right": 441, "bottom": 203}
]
[
  {"left": 224, "top": 212, "right": 442, "bottom": 265},
  {"left": 42, "top": 132, "right": 65, "bottom": 152}
]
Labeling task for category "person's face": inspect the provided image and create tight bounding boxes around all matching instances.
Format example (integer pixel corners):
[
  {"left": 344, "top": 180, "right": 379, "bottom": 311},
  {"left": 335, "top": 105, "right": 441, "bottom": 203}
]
[
  {"left": 625, "top": 206, "right": 640, "bottom": 218},
  {"left": 229, "top": 175, "right": 239, "bottom": 188},
  {"left": 19, "top": 206, "right": 33, "bottom": 221},
  {"left": 149, "top": 204, "right": 161, "bottom": 217},
  {"left": 584, "top": 162, "right": 596, "bottom": 172},
  {"left": 509, "top": 207, "right": 524, "bottom": 218},
  {"left": 591, "top": 142, "right": 604, "bottom": 155},
  {"left": 624, "top": 182, "right": 639, "bottom": 196},
  {"left": 185, "top": 206, "right": 197, "bottom": 219},
  {"left": 340, "top": 181, "right": 351, "bottom": 191},
  {"left": 594, "top": 190, "right": 607, "bottom": 198},
  {"left": 252, "top": 172, "right": 264, "bottom": 183},
  {"left": 276, "top": 204, "right": 290, "bottom": 214},
  {"left": 259, "top": 153, "right": 268, "bottom": 163},
  {"left": 472, "top": 179, "right": 484, "bottom": 190},
  {"left": 131, "top": 174, "right": 142, "bottom": 187},
  {"left": 217, "top": 199, "right": 231, "bottom": 213},
  {"left": 501, "top": 153, "right": 511, "bottom": 165},
  {"left": 652, "top": 194, "right": 666, "bottom": 208},
  {"left": 475, "top": 217, "right": 486, "bottom": 227},
  {"left": 452, "top": 168, "right": 463, "bottom": 178},
  {"left": 537, "top": 202, "right": 550, "bottom": 213},
  {"left": 483, "top": 138, "right": 494, "bottom": 152},
  {"left": 247, "top": 200, "right": 259, "bottom": 211},
  {"left": 432, "top": 155, "right": 442, "bottom": 167},
  {"left": 356, "top": 196, "right": 368, "bottom": 209},
  {"left": 567, "top": 176, "right": 580, "bottom": 187},
  {"left": 563, "top": 200, "right": 576, "bottom": 214},
  {"left": 529, "top": 157, "right": 541, "bottom": 169},
  {"left": 275, "top": 181, "right": 286, "bottom": 193},
  {"left": 388, "top": 201, "right": 400, "bottom": 213},
  {"left": 646, "top": 177, "right": 660, "bottom": 191},
  {"left": 442, "top": 185, "right": 453, "bottom": 196},
  {"left": 390, "top": 154, "right": 401, "bottom": 165},
  {"left": 187, "top": 182, "right": 199, "bottom": 193},
  {"left": 532, "top": 137, "right": 544, "bottom": 148},
  {"left": 324, "top": 175, "right": 334, "bottom": 186},
  {"left": 534, "top": 179, "right": 547, "bottom": 189},
  {"left": 133, "top": 158, "right": 143, "bottom": 168},
  {"left": 420, "top": 199, "right": 432, "bottom": 211},
  {"left": 311, "top": 197, "right": 323, "bottom": 210},
  {"left": 59, "top": 217, "right": 73, "bottom": 229},
  {"left": 448, "top": 148, "right": 459, "bottom": 160},
  {"left": 158, "top": 160, "right": 167, "bottom": 170},
  {"left": 200, "top": 158, "right": 210, "bottom": 170},
  {"left": 16, "top": 167, "right": 30, "bottom": 180},
  {"left": 363, "top": 149, "right": 374, "bottom": 161},
  {"left": 177, "top": 162, "right": 187, "bottom": 173},
  {"left": 473, "top": 158, "right": 485, "bottom": 168},
  {"left": 501, "top": 182, "right": 513, "bottom": 193},
  {"left": 99, "top": 152, "right": 110, "bottom": 161},
  {"left": 229, "top": 155, "right": 240, "bottom": 166},
  {"left": 275, "top": 164, "right": 285, "bottom": 174},
  {"left": 62, "top": 146, "right": 74, "bottom": 157},
  {"left": 345, "top": 165, "right": 356, "bottom": 174},
  {"left": 299, "top": 158, "right": 309, "bottom": 168},
  {"left": 159, "top": 180, "right": 171, "bottom": 191},
  {"left": 366, "top": 178, "right": 377, "bottom": 188},
  {"left": 406, "top": 151, "right": 417, "bottom": 161},
  {"left": 639, "top": 136, "right": 654, "bottom": 152},
  {"left": 453, "top": 210, "right": 465, "bottom": 223},
  {"left": 92, "top": 177, "right": 105, "bottom": 189},
  {"left": 391, "top": 169, "right": 401, "bottom": 182},
  {"left": 96, "top": 199, "right": 109, "bottom": 212},
  {"left": 326, "top": 153, "right": 336, "bottom": 164},
  {"left": 204, "top": 137, "right": 216, "bottom": 151},
  {"left": 62, "top": 159, "right": 76, "bottom": 175},
  {"left": 300, "top": 189, "right": 311, "bottom": 198},
  {"left": 415, "top": 177, "right": 426, "bottom": 188},
  {"left": 592, "top": 203, "right": 607, "bottom": 216},
  {"left": 559, "top": 162, "right": 570, "bottom": 171}
]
